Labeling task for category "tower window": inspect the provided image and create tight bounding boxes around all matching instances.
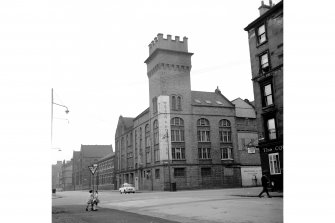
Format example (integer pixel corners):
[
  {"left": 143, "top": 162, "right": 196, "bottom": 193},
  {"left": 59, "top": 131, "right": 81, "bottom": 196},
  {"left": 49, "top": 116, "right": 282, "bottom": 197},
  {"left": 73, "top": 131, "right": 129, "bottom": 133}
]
[
  {"left": 171, "top": 95, "right": 182, "bottom": 111},
  {"left": 152, "top": 97, "right": 158, "bottom": 113}
]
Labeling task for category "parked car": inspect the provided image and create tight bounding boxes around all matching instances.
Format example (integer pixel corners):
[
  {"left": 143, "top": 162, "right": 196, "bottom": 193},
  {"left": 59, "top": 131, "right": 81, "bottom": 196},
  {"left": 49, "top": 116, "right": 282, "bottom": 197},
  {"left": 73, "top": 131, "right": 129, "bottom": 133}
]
[{"left": 119, "top": 183, "right": 135, "bottom": 194}]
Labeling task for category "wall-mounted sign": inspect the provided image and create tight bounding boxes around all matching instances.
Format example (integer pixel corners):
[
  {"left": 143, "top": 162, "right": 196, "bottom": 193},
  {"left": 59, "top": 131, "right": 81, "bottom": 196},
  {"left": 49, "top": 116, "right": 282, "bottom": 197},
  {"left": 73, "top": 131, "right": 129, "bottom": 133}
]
[
  {"left": 248, "top": 147, "right": 256, "bottom": 154},
  {"left": 262, "top": 145, "right": 283, "bottom": 153}
]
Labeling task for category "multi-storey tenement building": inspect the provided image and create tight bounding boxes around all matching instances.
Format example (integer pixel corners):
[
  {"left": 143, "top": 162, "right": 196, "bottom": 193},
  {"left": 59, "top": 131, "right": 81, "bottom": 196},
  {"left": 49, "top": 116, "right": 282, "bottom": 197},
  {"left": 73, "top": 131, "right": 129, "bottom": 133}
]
[
  {"left": 231, "top": 98, "right": 261, "bottom": 187},
  {"left": 72, "top": 145, "right": 113, "bottom": 190},
  {"left": 93, "top": 152, "right": 116, "bottom": 190},
  {"left": 244, "top": 0, "right": 283, "bottom": 190},
  {"left": 115, "top": 34, "right": 257, "bottom": 191}
]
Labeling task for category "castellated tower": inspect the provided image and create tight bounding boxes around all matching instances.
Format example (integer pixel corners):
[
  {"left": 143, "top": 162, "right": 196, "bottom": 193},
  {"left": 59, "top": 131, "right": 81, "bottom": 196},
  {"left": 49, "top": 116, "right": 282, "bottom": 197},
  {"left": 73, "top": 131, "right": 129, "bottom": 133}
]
[{"left": 144, "top": 33, "right": 194, "bottom": 115}]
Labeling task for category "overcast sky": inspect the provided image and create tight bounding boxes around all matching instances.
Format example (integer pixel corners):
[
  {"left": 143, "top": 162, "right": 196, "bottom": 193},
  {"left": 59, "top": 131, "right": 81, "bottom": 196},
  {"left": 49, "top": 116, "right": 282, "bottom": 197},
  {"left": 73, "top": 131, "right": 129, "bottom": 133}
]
[{"left": 1, "top": 0, "right": 282, "bottom": 164}]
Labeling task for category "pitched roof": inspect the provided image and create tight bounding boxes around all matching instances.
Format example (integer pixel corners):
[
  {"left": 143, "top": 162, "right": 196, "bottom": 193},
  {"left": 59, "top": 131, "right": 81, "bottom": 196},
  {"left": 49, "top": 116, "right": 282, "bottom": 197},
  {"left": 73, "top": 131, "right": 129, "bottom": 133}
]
[
  {"left": 191, "top": 90, "right": 234, "bottom": 107},
  {"left": 80, "top": 145, "right": 113, "bottom": 158},
  {"left": 97, "top": 152, "right": 115, "bottom": 162},
  {"left": 134, "top": 107, "right": 149, "bottom": 120},
  {"left": 122, "top": 117, "right": 134, "bottom": 129},
  {"left": 231, "top": 98, "right": 256, "bottom": 118}
]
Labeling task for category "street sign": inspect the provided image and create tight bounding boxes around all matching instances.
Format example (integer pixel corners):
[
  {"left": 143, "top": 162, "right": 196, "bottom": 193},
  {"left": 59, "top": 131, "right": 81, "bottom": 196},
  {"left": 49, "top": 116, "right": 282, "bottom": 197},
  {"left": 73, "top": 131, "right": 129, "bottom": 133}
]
[{"left": 88, "top": 165, "right": 97, "bottom": 175}]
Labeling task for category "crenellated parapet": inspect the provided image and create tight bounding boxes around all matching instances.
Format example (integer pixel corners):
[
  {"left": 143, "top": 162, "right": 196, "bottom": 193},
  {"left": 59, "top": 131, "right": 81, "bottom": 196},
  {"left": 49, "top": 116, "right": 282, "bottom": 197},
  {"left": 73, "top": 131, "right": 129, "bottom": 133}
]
[
  {"left": 148, "top": 33, "right": 188, "bottom": 55},
  {"left": 147, "top": 62, "right": 192, "bottom": 78}
]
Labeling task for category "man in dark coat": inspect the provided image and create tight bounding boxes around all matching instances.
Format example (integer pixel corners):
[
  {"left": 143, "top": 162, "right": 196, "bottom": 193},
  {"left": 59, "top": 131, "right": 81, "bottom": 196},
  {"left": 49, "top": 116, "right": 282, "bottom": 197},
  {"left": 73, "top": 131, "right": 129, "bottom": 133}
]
[{"left": 258, "top": 174, "right": 272, "bottom": 198}]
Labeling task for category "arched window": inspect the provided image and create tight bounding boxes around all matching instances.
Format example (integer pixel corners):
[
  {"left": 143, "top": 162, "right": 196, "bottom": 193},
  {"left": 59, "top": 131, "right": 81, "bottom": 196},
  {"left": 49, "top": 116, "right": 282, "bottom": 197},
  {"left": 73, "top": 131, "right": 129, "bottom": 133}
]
[
  {"left": 171, "top": 95, "right": 182, "bottom": 111},
  {"left": 219, "top": 119, "right": 233, "bottom": 160},
  {"left": 171, "top": 117, "right": 185, "bottom": 142},
  {"left": 145, "top": 124, "right": 150, "bottom": 147},
  {"left": 145, "top": 124, "right": 151, "bottom": 164},
  {"left": 197, "top": 118, "right": 211, "bottom": 160},
  {"left": 153, "top": 120, "right": 159, "bottom": 145},
  {"left": 152, "top": 97, "right": 158, "bottom": 113},
  {"left": 197, "top": 118, "right": 210, "bottom": 127},
  {"left": 171, "top": 117, "right": 185, "bottom": 160},
  {"left": 172, "top": 96, "right": 176, "bottom": 110},
  {"left": 219, "top": 119, "right": 231, "bottom": 142},
  {"left": 153, "top": 120, "right": 160, "bottom": 162},
  {"left": 197, "top": 118, "right": 210, "bottom": 141}
]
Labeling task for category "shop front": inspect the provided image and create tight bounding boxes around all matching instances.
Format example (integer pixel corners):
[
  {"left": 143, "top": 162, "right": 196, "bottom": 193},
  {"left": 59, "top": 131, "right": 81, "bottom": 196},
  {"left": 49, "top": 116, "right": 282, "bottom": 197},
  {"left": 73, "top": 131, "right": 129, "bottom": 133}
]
[{"left": 259, "top": 142, "right": 283, "bottom": 191}]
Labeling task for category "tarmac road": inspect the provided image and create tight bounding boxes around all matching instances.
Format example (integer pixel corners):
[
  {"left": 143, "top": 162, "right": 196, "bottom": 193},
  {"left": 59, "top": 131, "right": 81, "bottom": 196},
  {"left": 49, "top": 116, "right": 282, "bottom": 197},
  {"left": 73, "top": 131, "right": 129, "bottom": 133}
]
[
  {"left": 53, "top": 187, "right": 283, "bottom": 223},
  {"left": 52, "top": 205, "right": 180, "bottom": 223}
]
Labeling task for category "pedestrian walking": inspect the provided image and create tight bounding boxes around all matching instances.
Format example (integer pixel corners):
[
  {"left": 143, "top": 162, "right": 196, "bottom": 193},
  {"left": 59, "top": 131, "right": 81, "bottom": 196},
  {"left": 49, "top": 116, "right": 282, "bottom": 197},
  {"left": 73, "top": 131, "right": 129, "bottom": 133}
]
[
  {"left": 86, "top": 190, "right": 95, "bottom": 211},
  {"left": 258, "top": 174, "right": 272, "bottom": 198}
]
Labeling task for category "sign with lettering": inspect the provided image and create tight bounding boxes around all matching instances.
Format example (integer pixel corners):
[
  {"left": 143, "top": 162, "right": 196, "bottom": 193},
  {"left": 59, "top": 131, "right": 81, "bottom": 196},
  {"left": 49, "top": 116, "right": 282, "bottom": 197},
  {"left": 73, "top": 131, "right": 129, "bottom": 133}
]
[{"left": 262, "top": 145, "right": 283, "bottom": 153}]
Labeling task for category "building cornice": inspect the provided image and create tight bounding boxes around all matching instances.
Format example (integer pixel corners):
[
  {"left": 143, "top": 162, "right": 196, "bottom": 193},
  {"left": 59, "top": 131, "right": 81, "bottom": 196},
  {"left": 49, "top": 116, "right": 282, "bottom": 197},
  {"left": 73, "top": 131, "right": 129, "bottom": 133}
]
[
  {"left": 144, "top": 48, "right": 193, "bottom": 64},
  {"left": 147, "top": 62, "right": 192, "bottom": 78}
]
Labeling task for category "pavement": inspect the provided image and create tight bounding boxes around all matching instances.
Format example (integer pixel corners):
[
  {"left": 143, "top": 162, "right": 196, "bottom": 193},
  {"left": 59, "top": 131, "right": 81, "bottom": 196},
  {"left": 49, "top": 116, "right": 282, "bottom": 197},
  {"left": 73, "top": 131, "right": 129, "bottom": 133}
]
[{"left": 53, "top": 187, "right": 283, "bottom": 223}]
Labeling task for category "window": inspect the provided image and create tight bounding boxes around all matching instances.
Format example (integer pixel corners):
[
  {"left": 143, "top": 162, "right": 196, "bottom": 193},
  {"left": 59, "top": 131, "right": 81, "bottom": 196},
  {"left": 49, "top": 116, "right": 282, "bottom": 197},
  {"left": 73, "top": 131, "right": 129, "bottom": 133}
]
[
  {"left": 198, "top": 147, "right": 211, "bottom": 159},
  {"left": 266, "top": 118, "right": 277, "bottom": 140},
  {"left": 146, "top": 150, "right": 150, "bottom": 164},
  {"left": 257, "top": 24, "right": 267, "bottom": 44},
  {"left": 145, "top": 124, "right": 150, "bottom": 147},
  {"left": 197, "top": 118, "right": 209, "bottom": 126},
  {"left": 172, "top": 96, "right": 176, "bottom": 110},
  {"left": 197, "top": 118, "right": 210, "bottom": 142},
  {"left": 139, "top": 127, "right": 142, "bottom": 162},
  {"left": 154, "top": 148, "right": 160, "bottom": 162},
  {"left": 174, "top": 168, "right": 185, "bottom": 177},
  {"left": 219, "top": 119, "right": 231, "bottom": 143},
  {"left": 198, "top": 130, "right": 210, "bottom": 142},
  {"left": 171, "top": 95, "right": 182, "bottom": 111},
  {"left": 153, "top": 120, "right": 159, "bottom": 145},
  {"left": 155, "top": 169, "right": 160, "bottom": 179},
  {"left": 269, "top": 153, "right": 281, "bottom": 174},
  {"left": 171, "top": 117, "right": 184, "bottom": 126},
  {"left": 221, "top": 147, "right": 233, "bottom": 160},
  {"left": 201, "top": 167, "right": 211, "bottom": 177},
  {"left": 152, "top": 97, "right": 158, "bottom": 113},
  {"left": 172, "top": 147, "right": 185, "bottom": 160},
  {"left": 171, "top": 130, "right": 185, "bottom": 142},
  {"left": 171, "top": 117, "right": 185, "bottom": 142},
  {"left": 134, "top": 130, "right": 138, "bottom": 158},
  {"left": 260, "top": 52, "right": 270, "bottom": 73},
  {"left": 263, "top": 84, "right": 273, "bottom": 106},
  {"left": 177, "top": 96, "right": 182, "bottom": 110}
]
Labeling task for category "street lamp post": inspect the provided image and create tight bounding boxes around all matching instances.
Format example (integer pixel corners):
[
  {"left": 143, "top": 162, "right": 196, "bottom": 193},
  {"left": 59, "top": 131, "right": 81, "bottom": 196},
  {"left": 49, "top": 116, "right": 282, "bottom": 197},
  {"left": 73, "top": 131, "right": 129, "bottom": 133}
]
[{"left": 51, "top": 88, "right": 69, "bottom": 145}]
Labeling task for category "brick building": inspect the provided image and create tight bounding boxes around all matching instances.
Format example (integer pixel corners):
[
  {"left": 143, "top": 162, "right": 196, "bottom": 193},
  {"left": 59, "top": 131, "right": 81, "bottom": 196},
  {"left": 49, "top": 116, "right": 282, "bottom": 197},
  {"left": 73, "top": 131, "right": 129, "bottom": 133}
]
[
  {"left": 60, "top": 159, "right": 73, "bottom": 191},
  {"left": 115, "top": 34, "right": 257, "bottom": 191},
  {"left": 72, "top": 145, "right": 113, "bottom": 190},
  {"left": 244, "top": 0, "right": 283, "bottom": 190},
  {"left": 93, "top": 152, "right": 116, "bottom": 190}
]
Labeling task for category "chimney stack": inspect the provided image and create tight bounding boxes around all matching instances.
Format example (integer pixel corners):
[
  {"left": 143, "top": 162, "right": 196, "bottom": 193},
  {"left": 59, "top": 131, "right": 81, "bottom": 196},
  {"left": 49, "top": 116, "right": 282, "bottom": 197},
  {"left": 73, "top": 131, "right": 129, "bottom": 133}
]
[{"left": 258, "top": 0, "right": 272, "bottom": 16}]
